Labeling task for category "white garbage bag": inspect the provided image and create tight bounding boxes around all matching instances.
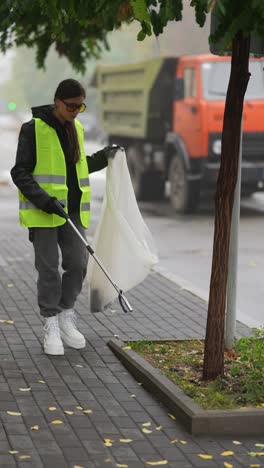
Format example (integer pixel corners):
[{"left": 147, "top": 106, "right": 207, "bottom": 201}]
[{"left": 87, "top": 149, "right": 158, "bottom": 312}]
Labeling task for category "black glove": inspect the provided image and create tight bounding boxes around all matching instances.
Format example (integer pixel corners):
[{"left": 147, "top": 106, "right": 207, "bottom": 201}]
[
  {"left": 45, "top": 197, "right": 68, "bottom": 219},
  {"left": 103, "top": 145, "right": 125, "bottom": 159}
]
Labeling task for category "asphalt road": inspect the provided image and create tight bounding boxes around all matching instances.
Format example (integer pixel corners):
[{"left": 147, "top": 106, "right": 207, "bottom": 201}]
[{"left": 1, "top": 128, "right": 263, "bottom": 329}]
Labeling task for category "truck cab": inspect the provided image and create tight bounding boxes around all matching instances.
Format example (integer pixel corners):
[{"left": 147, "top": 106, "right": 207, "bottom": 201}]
[{"left": 167, "top": 54, "right": 264, "bottom": 211}]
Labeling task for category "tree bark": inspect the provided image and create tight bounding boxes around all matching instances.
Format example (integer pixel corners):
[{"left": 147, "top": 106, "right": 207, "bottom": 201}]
[{"left": 203, "top": 32, "right": 250, "bottom": 381}]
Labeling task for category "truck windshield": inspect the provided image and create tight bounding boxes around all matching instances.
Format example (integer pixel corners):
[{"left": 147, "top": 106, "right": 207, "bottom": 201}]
[{"left": 201, "top": 60, "right": 264, "bottom": 100}]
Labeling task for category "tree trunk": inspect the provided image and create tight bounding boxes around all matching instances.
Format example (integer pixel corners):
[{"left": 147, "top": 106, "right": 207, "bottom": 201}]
[{"left": 203, "top": 32, "right": 250, "bottom": 381}]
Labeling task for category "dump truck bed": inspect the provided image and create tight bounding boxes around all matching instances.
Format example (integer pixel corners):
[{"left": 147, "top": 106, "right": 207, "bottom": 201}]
[{"left": 95, "top": 57, "right": 177, "bottom": 141}]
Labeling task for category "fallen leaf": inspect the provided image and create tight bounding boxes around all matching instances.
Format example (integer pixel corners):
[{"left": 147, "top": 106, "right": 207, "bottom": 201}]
[
  {"left": 122, "top": 346, "right": 131, "bottom": 350},
  {"left": 104, "top": 438, "right": 114, "bottom": 447},
  {"left": 198, "top": 454, "right": 213, "bottom": 459},
  {"left": 64, "top": 411, "right": 74, "bottom": 415},
  {"left": 170, "top": 439, "right": 179, "bottom": 444},
  {"left": 146, "top": 461, "right": 168, "bottom": 466},
  {"left": 180, "top": 440, "right": 187, "bottom": 445},
  {"left": 0, "top": 319, "right": 14, "bottom": 324},
  {"left": 50, "top": 420, "right": 64, "bottom": 424},
  {"left": 116, "top": 465, "right": 129, "bottom": 468},
  {"left": 168, "top": 413, "right": 176, "bottom": 420},
  {"left": 156, "top": 426, "right": 162, "bottom": 431},
  {"left": 142, "top": 422, "right": 151, "bottom": 427},
  {"left": 232, "top": 440, "right": 241, "bottom": 445},
  {"left": 221, "top": 451, "right": 234, "bottom": 456},
  {"left": 19, "top": 388, "right": 31, "bottom": 392},
  {"left": 255, "top": 444, "right": 264, "bottom": 448},
  {"left": 30, "top": 425, "right": 39, "bottom": 431},
  {"left": 38, "top": 380, "right": 46, "bottom": 384},
  {"left": 142, "top": 428, "right": 152, "bottom": 434},
  {"left": 75, "top": 365, "right": 84, "bottom": 368},
  {"left": 83, "top": 409, "right": 93, "bottom": 414},
  {"left": 223, "top": 463, "right": 233, "bottom": 468},
  {"left": 7, "top": 284, "right": 14, "bottom": 287},
  {"left": 119, "top": 439, "right": 133, "bottom": 443},
  {"left": 248, "top": 452, "right": 264, "bottom": 457},
  {"left": 19, "top": 455, "right": 31, "bottom": 460},
  {"left": 137, "top": 382, "right": 143, "bottom": 385},
  {"left": 48, "top": 407, "right": 57, "bottom": 411},
  {"left": 6, "top": 411, "right": 22, "bottom": 416},
  {"left": 9, "top": 450, "right": 19, "bottom": 454},
  {"left": 73, "top": 466, "right": 84, "bottom": 468},
  {"left": 76, "top": 406, "right": 83, "bottom": 410},
  {"left": 250, "top": 465, "right": 261, "bottom": 467},
  {"left": 130, "top": 394, "right": 136, "bottom": 398}
]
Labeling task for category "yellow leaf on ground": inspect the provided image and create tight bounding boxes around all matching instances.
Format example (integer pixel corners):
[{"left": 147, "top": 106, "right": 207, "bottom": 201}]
[
  {"left": 19, "top": 388, "right": 31, "bottom": 392},
  {"left": 19, "top": 455, "right": 31, "bottom": 460},
  {"left": 6, "top": 320, "right": 14, "bottom": 324},
  {"left": 198, "top": 454, "right": 213, "bottom": 459},
  {"left": 76, "top": 406, "right": 83, "bottom": 410},
  {"left": 224, "top": 463, "right": 233, "bottom": 468},
  {"left": 64, "top": 411, "right": 74, "bottom": 415},
  {"left": 50, "top": 420, "right": 64, "bottom": 424},
  {"left": 146, "top": 461, "right": 168, "bottom": 466},
  {"left": 142, "top": 422, "right": 151, "bottom": 427},
  {"left": 156, "top": 426, "right": 162, "bottom": 431},
  {"left": 170, "top": 439, "right": 179, "bottom": 444},
  {"left": 83, "top": 409, "right": 93, "bottom": 414},
  {"left": 180, "top": 440, "right": 187, "bottom": 445},
  {"left": 221, "top": 451, "right": 234, "bottom": 456},
  {"left": 73, "top": 465, "right": 84, "bottom": 468},
  {"left": 168, "top": 413, "right": 176, "bottom": 420},
  {"left": 130, "top": 394, "right": 136, "bottom": 398},
  {"left": 38, "top": 380, "right": 46, "bottom": 384},
  {"left": 30, "top": 426, "right": 39, "bottom": 431},
  {"left": 116, "top": 465, "right": 129, "bottom": 468},
  {"left": 248, "top": 452, "right": 264, "bottom": 457},
  {"left": 9, "top": 451, "right": 19, "bottom": 454},
  {"left": 255, "top": 444, "right": 264, "bottom": 448},
  {"left": 232, "top": 440, "right": 241, "bottom": 445},
  {"left": 104, "top": 438, "right": 114, "bottom": 447},
  {"left": 142, "top": 428, "right": 152, "bottom": 434},
  {"left": 250, "top": 465, "right": 261, "bottom": 467},
  {"left": 75, "top": 364, "right": 84, "bottom": 368},
  {"left": 122, "top": 346, "right": 131, "bottom": 350},
  {"left": 119, "top": 439, "right": 133, "bottom": 443},
  {"left": 6, "top": 411, "right": 22, "bottom": 416},
  {"left": 48, "top": 407, "right": 57, "bottom": 411}
]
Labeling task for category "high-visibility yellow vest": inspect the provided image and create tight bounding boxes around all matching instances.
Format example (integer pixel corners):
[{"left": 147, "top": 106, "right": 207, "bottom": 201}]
[{"left": 19, "top": 118, "right": 90, "bottom": 228}]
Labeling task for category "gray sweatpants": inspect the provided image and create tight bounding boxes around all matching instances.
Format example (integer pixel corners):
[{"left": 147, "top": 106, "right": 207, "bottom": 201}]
[{"left": 32, "top": 214, "right": 89, "bottom": 317}]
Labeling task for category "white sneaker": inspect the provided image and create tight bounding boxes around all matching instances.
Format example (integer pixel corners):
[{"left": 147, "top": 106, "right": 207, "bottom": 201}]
[
  {"left": 59, "top": 309, "right": 86, "bottom": 349},
  {"left": 43, "top": 316, "right": 64, "bottom": 355}
]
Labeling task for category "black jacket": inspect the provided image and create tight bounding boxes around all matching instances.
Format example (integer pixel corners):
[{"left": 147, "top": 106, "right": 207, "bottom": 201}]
[{"left": 11, "top": 105, "right": 108, "bottom": 215}]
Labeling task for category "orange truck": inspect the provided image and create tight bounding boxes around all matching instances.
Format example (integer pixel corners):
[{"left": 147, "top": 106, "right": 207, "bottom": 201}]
[{"left": 94, "top": 54, "right": 264, "bottom": 212}]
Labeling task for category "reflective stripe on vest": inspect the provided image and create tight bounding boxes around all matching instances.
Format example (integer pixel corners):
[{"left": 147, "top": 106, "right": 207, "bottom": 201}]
[{"left": 19, "top": 118, "right": 90, "bottom": 228}]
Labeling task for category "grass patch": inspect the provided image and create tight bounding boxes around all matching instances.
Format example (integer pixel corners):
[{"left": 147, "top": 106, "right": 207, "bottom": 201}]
[{"left": 129, "top": 329, "right": 264, "bottom": 410}]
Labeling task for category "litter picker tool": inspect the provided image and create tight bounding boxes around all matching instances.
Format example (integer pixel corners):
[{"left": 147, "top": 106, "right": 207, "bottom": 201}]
[{"left": 54, "top": 200, "right": 133, "bottom": 313}]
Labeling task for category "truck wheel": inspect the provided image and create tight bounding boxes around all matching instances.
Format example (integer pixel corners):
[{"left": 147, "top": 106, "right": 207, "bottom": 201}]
[
  {"left": 169, "top": 155, "right": 200, "bottom": 213},
  {"left": 126, "top": 147, "right": 164, "bottom": 201}
]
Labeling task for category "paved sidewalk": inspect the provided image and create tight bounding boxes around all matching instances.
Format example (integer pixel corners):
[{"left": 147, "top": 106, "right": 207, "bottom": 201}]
[{"left": 0, "top": 187, "right": 262, "bottom": 468}]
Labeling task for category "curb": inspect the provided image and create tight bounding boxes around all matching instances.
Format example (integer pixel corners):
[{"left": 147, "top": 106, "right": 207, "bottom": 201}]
[
  {"left": 108, "top": 338, "right": 264, "bottom": 436},
  {"left": 153, "top": 265, "right": 262, "bottom": 329}
]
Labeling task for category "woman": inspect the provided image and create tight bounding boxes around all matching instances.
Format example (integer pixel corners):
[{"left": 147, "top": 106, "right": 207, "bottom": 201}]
[{"left": 11, "top": 78, "right": 121, "bottom": 356}]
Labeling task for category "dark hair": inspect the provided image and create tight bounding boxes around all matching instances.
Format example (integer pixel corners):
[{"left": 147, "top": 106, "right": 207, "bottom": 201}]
[{"left": 54, "top": 79, "right": 86, "bottom": 165}]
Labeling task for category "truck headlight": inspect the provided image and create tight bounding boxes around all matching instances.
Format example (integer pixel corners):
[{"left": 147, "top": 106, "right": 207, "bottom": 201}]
[{"left": 212, "top": 139, "right": 222, "bottom": 155}]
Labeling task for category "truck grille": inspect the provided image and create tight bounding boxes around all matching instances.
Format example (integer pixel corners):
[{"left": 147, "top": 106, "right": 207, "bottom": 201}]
[{"left": 208, "top": 132, "right": 264, "bottom": 162}]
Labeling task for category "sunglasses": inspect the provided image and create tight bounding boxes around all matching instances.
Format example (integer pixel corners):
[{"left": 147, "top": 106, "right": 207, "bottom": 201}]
[{"left": 61, "top": 100, "right": 87, "bottom": 113}]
